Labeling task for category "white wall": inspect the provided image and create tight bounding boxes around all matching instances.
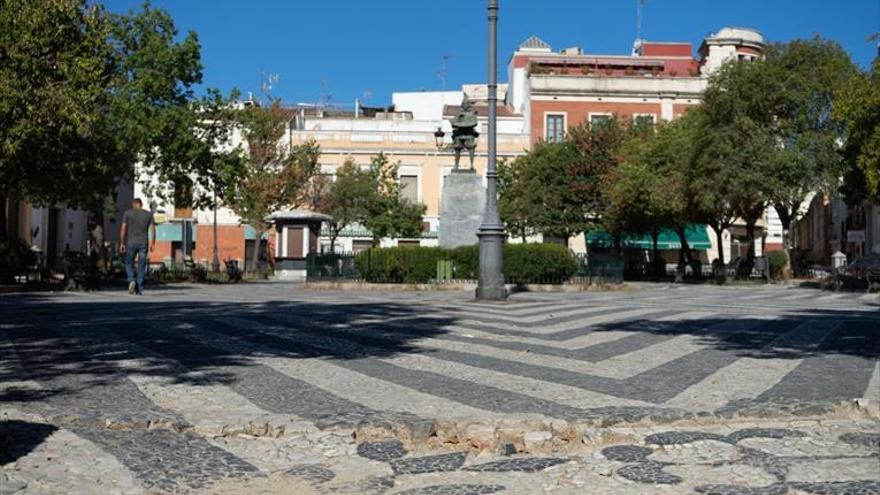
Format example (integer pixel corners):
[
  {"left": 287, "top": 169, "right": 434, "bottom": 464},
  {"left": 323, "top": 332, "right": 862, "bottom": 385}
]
[
  {"left": 392, "top": 91, "right": 463, "bottom": 121},
  {"left": 764, "top": 207, "right": 784, "bottom": 247},
  {"left": 529, "top": 74, "right": 708, "bottom": 97}
]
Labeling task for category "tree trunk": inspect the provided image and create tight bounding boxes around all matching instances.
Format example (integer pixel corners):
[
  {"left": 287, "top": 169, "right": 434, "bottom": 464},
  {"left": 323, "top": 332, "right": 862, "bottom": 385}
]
[
  {"left": 674, "top": 228, "right": 691, "bottom": 283},
  {"left": 265, "top": 233, "right": 274, "bottom": 273},
  {"left": 87, "top": 206, "right": 106, "bottom": 274},
  {"left": 651, "top": 230, "right": 661, "bottom": 278},
  {"left": 0, "top": 191, "right": 7, "bottom": 236},
  {"left": 740, "top": 217, "right": 758, "bottom": 279},
  {"left": 774, "top": 202, "right": 794, "bottom": 279},
  {"left": 329, "top": 225, "right": 338, "bottom": 254},
  {"left": 789, "top": 219, "right": 799, "bottom": 276},
  {"left": 252, "top": 230, "right": 263, "bottom": 274},
  {"left": 711, "top": 224, "right": 725, "bottom": 266},
  {"left": 680, "top": 228, "right": 697, "bottom": 278}
]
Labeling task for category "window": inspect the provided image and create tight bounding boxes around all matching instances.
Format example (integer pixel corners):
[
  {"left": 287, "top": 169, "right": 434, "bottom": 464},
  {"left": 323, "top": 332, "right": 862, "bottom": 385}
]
[
  {"left": 545, "top": 114, "right": 565, "bottom": 143},
  {"left": 400, "top": 175, "right": 418, "bottom": 203},
  {"left": 590, "top": 114, "right": 612, "bottom": 127},
  {"left": 633, "top": 114, "right": 655, "bottom": 129},
  {"left": 352, "top": 240, "right": 373, "bottom": 254}
]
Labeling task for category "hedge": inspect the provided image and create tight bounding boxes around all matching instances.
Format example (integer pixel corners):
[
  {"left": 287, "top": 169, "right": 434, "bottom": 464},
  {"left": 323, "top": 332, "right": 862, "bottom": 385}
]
[
  {"left": 355, "top": 246, "right": 444, "bottom": 283},
  {"left": 503, "top": 243, "right": 578, "bottom": 284},
  {"left": 354, "top": 243, "right": 578, "bottom": 284},
  {"left": 767, "top": 250, "right": 788, "bottom": 278}
]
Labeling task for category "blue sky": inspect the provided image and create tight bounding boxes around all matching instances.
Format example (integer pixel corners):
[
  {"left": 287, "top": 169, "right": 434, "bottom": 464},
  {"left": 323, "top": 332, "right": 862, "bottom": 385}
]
[{"left": 103, "top": 0, "right": 879, "bottom": 106}]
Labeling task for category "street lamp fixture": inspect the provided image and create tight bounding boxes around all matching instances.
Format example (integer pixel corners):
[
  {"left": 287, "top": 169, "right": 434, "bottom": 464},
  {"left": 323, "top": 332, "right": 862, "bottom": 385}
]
[{"left": 434, "top": 127, "right": 446, "bottom": 150}]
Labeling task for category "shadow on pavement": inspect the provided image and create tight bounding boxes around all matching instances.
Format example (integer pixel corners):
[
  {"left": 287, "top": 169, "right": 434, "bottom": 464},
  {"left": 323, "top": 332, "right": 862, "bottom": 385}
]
[
  {"left": 0, "top": 295, "right": 457, "bottom": 404},
  {"left": 0, "top": 420, "right": 58, "bottom": 465}
]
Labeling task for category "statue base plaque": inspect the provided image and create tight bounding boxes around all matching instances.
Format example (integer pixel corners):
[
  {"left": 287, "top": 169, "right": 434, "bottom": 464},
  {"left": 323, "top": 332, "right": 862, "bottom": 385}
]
[{"left": 439, "top": 171, "right": 486, "bottom": 249}]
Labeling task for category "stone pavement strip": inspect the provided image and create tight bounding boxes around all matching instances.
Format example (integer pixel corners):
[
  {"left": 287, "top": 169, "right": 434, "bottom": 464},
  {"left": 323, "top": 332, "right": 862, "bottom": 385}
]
[{"left": 1, "top": 283, "right": 878, "bottom": 494}]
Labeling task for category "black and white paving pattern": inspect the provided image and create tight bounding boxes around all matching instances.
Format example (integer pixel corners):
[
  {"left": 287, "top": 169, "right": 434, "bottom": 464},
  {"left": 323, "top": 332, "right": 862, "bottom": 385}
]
[{"left": 1, "top": 283, "right": 877, "bottom": 494}]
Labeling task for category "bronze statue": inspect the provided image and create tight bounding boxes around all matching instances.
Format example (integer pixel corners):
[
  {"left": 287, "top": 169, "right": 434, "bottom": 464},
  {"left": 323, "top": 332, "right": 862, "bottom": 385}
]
[{"left": 449, "top": 95, "right": 479, "bottom": 170}]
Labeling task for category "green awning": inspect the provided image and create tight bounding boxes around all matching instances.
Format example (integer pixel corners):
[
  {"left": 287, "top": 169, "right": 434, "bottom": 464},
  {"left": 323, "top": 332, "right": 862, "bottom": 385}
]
[
  {"left": 322, "top": 224, "right": 438, "bottom": 239},
  {"left": 156, "top": 222, "right": 196, "bottom": 242},
  {"left": 244, "top": 225, "right": 268, "bottom": 240},
  {"left": 587, "top": 224, "right": 711, "bottom": 250}
]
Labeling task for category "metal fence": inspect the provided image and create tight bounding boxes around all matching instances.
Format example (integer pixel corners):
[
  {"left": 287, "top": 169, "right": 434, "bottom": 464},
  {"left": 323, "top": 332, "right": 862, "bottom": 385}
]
[
  {"left": 575, "top": 253, "right": 625, "bottom": 285},
  {"left": 305, "top": 252, "right": 359, "bottom": 280}
]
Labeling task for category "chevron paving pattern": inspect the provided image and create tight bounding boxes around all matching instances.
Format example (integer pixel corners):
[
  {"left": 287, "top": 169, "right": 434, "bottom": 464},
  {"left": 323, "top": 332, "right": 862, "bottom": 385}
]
[{"left": 1, "top": 284, "right": 877, "bottom": 493}]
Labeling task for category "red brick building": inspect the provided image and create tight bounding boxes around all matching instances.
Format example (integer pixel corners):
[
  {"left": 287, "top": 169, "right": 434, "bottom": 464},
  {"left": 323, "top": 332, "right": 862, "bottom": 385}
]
[{"left": 505, "top": 28, "right": 767, "bottom": 144}]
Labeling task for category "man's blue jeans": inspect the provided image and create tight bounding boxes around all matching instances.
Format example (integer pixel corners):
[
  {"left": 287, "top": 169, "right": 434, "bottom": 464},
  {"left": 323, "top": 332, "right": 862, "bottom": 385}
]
[{"left": 125, "top": 244, "right": 147, "bottom": 293}]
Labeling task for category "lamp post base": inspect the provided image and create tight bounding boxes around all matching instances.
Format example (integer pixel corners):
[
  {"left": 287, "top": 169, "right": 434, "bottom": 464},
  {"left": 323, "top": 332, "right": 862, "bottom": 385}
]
[{"left": 475, "top": 225, "right": 507, "bottom": 301}]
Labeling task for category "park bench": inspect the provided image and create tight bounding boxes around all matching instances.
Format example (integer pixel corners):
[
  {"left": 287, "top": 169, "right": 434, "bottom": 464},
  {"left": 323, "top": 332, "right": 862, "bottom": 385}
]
[
  {"left": 181, "top": 257, "right": 206, "bottom": 283},
  {"left": 61, "top": 252, "right": 99, "bottom": 291},
  {"left": 225, "top": 258, "right": 243, "bottom": 282},
  {"left": 823, "top": 255, "right": 880, "bottom": 292},
  {"left": 752, "top": 257, "right": 771, "bottom": 283}
]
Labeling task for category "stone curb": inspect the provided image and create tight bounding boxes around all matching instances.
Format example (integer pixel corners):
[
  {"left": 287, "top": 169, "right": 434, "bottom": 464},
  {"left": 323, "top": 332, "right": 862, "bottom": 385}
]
[{"left": 302, "top": 281, "right": 632, "bottom": 293}]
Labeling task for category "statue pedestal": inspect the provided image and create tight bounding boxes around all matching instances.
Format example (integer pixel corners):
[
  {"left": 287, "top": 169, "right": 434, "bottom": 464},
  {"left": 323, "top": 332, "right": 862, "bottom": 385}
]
[{"left": 439, "top": 170, "right": 486, "bottom": 249}]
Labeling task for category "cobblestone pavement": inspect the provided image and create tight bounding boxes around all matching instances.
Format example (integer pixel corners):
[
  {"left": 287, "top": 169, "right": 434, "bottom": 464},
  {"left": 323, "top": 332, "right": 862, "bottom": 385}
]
[{"left": 1, "top": 283, "right": 878, "bottom": 494}]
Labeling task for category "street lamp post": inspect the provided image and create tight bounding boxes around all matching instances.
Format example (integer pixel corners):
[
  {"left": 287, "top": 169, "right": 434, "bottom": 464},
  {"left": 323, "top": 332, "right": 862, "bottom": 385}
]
[
  {"left": 211, "top": 188, "right": 220, "bottom": 273},
  {"left": 475, "top": 0, "right": 507, "bottom": 300}
]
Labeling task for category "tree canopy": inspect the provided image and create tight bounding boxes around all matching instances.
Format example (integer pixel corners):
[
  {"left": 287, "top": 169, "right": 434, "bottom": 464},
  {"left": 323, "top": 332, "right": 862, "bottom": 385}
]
[
  {"left": 0, "top": 0, "right": 238, "bottom": 232},
  {"left": 835, "top": 59, "right": 880, "bottom": 203},
  {"left": 497, "top": 118, "right": 638, "bottom": 244},
  {"left": 359, "top": 153, "right": 426, "bottom": 247},
  {"left": 222, "top": 100, "right": 320, "bottom": 269}
]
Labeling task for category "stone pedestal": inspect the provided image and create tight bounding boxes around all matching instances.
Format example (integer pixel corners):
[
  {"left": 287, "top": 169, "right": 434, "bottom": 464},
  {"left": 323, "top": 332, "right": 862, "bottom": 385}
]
[{"left": 439, "top": 171, "right": 486, "bottom": 249}]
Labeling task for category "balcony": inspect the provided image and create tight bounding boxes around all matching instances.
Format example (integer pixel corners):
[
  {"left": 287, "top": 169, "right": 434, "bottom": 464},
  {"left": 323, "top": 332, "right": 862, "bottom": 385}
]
[{"left": 529, "top": 74, "right": 708, "bottom": 98}]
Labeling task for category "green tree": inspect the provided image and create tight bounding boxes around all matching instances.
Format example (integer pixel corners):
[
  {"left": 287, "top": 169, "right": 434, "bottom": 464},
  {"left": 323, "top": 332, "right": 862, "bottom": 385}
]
[
  {"left": 698, "top": 58, "right": 784, "bottom": 274},
  {"left": 224, "top": 100, "right": 320, "bottom": 271},
  {"left": 316, "top": 159, "right": 374, "bottom": 252},
  {"left": 688, "top": 108, "right": 738, "bottom": 267},
  {"left": 0, "top": 0, "right": 237, "bottom": 245},
  {"left": 605, "top": 159, "right": 667, "bottom": 276},
  {"left": 607, "top": 115, "right": 701, "bottom": 279},
  {"left": 567, "top": 118, "right": 639, "bottom": 232},
  {"left": 500, "top": 118, "right": 637, "bottom": 246},
  {"left": 762, "top": 38, "right": 856, "bottom": 274},
  {"left": 360, "top": 153, "right": 426, "bottom": 247},
  {"left": 835, "top": 59, "right": 880, "bottom": 203},
  {"left": 0, "top": 0, "right": 119, "bottom": 233},
  {"left": 506, "top": 141, "right": 584, "bottom": 243},
  {"left": 497, "top": 157, "right": 531, "bottom": 242}
]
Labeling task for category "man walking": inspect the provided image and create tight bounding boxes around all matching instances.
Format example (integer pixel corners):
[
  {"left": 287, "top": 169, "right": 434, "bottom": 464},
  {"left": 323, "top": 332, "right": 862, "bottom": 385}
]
[{"left": 120, "top": 198, "right": 156, "bottom": 295}]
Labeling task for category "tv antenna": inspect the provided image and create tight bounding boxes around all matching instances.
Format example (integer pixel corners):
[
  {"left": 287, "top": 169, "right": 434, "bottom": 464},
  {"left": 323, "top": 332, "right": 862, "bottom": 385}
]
[
  {"left": 436, "top": 53, "right": 452, "bottom": 90},
  {"left": 318, "top": 79, "right": 334, "bottom": 109},
  {"left": 636, "top": 0, "right": 646, "bottom": 43},
  {"left": 259, "top": 68, "right": 279, "bottom": 104}
]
